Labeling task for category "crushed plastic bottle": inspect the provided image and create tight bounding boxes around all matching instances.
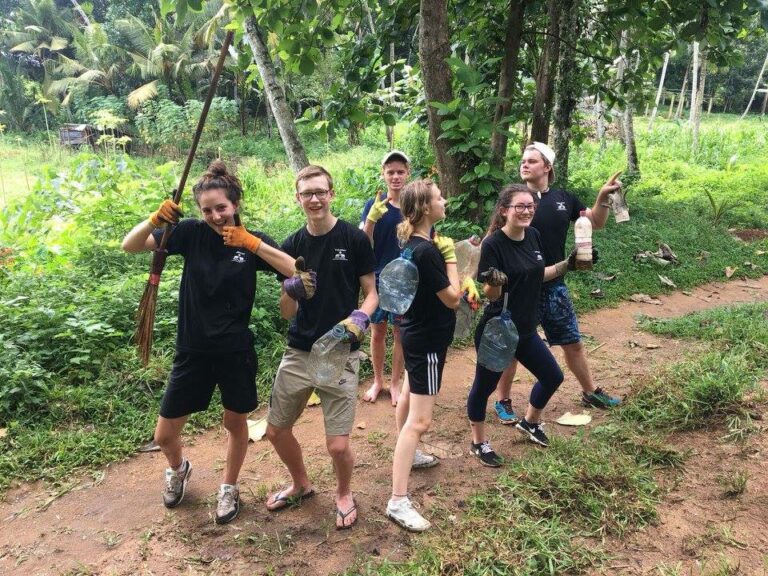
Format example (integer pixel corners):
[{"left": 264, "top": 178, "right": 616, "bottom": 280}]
[
  {"left": 307, "top": 324, "right": 351, "bottom": 386},
  {"left": 455, "top": 235, "right": 482, "bottom": 279},
  {"left": 453, "top": 297, "right": 474, "bottom": 341},
  {"left": 379, "top": 248, "right": 419, "bottom": 315},
  {"left": 574, "top": 210, "right": 593, "bottom": 270},
  {"left": 477, "top": 294, "right": 519, "bottom": 372}
]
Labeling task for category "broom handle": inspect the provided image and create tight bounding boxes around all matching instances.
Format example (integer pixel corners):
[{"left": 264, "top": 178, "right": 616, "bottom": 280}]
[{"left": 156, "top": 29, "right": 235, "bottom": 251}]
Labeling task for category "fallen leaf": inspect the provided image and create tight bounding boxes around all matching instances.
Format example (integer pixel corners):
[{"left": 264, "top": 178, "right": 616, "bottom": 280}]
[
  {"left": 556, "top": 412, "right": 592, "bottom": 426},
  {"left": 356, "top": 421, "right": 367, "bottom": 430},
  {"left": 590, "top": 288, "right": 605, "bottom": 299},
  {"left": 306, "top": 391, "right": 321, "bottom": 406},
  {"left": 247, "top": 418, "right": 268, "bottom": 442},
  {"left": 0, "top": 428, "right": 6, "bottom": 439},
  {"left": 756, "top": 250, "right": 766, "bottom": 256},
  {"left": 628, "top": 340, "right": 640, "bottom": 348},
  {"left": 682, "top": 291, "right": 692, "bottom": 296},
  {"left": 629, "top": 293, "right": 662, "bottom": 305},
  {"left": 744, "top": 261, "right": 758, "bottom": 270},
  {"left": 658, "top": 275, "right": 677, "bottom": 288},
  {"left": 645, "top": 343, "right": 661, "bottom": 349},
  {"left": 696, "top": 250, "right": 710, "bottom": 262},
  {"left": 595, "top": 272, "right": 616, "bottom": 281},
  {"left": 725, "top": 266, "right": 737, "bottom": 279}
]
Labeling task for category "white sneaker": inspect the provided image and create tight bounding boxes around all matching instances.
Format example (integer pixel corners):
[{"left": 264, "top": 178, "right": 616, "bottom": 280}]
[
  {"left": 215, "top": 484, "right": 240, "bottom": 525},
  {"left": 412, "top": 449, "right": 439, "bottom": 469},
  {"left": 386, "top": 497, "right": 431, "bottom": 532},
  {"left": 162, "top": 459, "right": 192, "bottom": 508}
]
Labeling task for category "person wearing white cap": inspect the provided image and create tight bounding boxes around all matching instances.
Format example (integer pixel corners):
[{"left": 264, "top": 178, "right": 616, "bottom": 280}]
[{"left": 492, "top": 142, "right": 623, "bottom": 433}]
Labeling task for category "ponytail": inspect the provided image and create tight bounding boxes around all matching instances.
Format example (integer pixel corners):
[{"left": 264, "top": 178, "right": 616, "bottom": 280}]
[{"left": 397, "top": 179, "right": 435, "bottom": 244}]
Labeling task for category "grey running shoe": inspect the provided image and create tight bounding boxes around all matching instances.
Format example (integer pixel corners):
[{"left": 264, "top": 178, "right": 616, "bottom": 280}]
[
  {"left": 516, "top": 419, "right": 549, "bottom": 447},
  {"left": 470, "top": 441, "right": 503, "bottom": 467},
  {"left": 162, "top": 459, "right": 192, "bottom": 508},
  {"left": 412, "top": 449, "right": 440, "bottom": 469},
  {"left": 582, "top": 387, "right": 622, "bottom": 408},
  {"left": 215, "top": 484, "right": 240, "bottom": 525},
  {"left": 386, "top": 497, "right": 431, "bottom": 532}
]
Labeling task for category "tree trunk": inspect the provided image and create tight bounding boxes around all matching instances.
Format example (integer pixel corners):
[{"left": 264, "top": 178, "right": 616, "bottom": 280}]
[
  {"left": 70, "top": 0, "right": 91, "bottom": 26},
  {"left": 243, "top": 17, "right": 308, "bottom": 173},
  {"left": 551, "top": 0, "right": 581, "bottom": 184},
  {"left": 595, "top": 93, "right": 606, "bottom": 152},
  {"left": 688, "top": 41, "right": 699, "bottom": 126},
  {"left": 616, "top": 31, "right": 639, "bottom": 176},
  {"left": 265, "top": 97, "right": 273, "bottom": 139},
  {"left": 387, "top": 41, "right": 396, "bottom": 147},
  {"left": 741, "top": 51, "right": 768, "bottom": 119},
  {"left": 419, "top": 0, "right": 465, "bottom": 198},
  {"left": 667, "top": 93, "right": 675, "bottom": 119},
  {"left": 692, "top": 47, "right": 707, "bottom": 153},
  {"left": 530, "top": 0, "right": 561, "bottom": 143},
  {"left": 675, "top": 58, "right": 690, "bottom": 120},
  {"left": 707, "top": 95, "right": 714, "bottom": 115},
  {"left": 489, "top": 0, "right": 529, "bottom": 170},
  {"left": 761, "top": 87, "right": 768, "bottom": 115},
  {"left": 648, "top": 51, "right": 669, "bottom": 131}
]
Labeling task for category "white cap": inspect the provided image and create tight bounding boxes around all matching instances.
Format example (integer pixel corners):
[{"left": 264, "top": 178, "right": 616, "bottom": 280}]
[
  {"left": 529, "top": 141, "right": 555, "bottom": 183},
  {"left": 381, "top": 150, "right": 410, "bottom": 166}
]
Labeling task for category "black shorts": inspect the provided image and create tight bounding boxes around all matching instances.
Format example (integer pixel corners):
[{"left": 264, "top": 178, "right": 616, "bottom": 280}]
[
  {"left": 403, "top": 348, "right": 448, "bottom": 396},
  {"left": 160, "top": 348, "right": 258, "bottom": 418}
]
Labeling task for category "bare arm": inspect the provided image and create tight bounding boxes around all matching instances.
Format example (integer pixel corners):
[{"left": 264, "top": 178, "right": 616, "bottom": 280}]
[
  {"left": 279, "top": 288, "right": 299, "bottom": 320},
  {"left": 253, "top": 243, "right": 297, "bottom": 279},
  {"left": 437, "top": 262, "right": 461, "bottom": 309},
  {"left": 122, "top": 220, "right": 158, "bottom": 253},
  {"left": 544, "top": 260, "right": 569, "bottom": 282},
  {"left": 362, "top": 220, "right": 376, "bottom": 244},
  {"left": 357, "top": 272, "right": 378, "bottom": 317},
  {"left": 483, "top": 283, "right": 502, "bottom": 302},
  {"left": 588, "top": 170, "right": 622, "bottom": 231}
]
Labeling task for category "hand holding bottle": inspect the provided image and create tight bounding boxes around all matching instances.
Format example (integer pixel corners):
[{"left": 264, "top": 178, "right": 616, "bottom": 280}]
[
  {"left": 340, "top": 310, "right": 370, "bottom": 344},
  {"left": 479, "top": 267, "right": 507, "bottom": 287}
]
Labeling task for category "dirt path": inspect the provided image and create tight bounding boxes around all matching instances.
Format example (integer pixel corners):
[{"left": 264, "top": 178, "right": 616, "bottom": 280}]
[{"left": 2, "top": 278, "right": 767, "bottom": 576}]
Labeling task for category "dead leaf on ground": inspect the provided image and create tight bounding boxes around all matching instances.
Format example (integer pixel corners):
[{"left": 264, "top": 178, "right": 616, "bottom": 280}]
[
  {"left": 356, "top": 421, "right": 367, "bottom": 430},
  {"left": 306, "top": 391, "right": 321, "bottom": 406},
  {"left": 682, "top": 291, "right": 692, "bottom": 296},
  {"left": 0, "top": 428, "right": 6, "bottom": 439},
  {"left": 744, "top": 261, "right": 758, "bottom": 270},
  {"left": 628, "top": 340, "right": 641, "bottom": 348},
  {"left": 646, "top": 343, "right": 662, "bottom": 349},
  {"left": 590, "top": 288, "right": 605, "bottom": 299},
  {"left": 629, "top": 293, "right": 662, "bottom": 305},
  {"left": 658, "top": 275, "right": 677, "bottom": 288},
  {"left": 595, "top": 273, "right": 617, "bottom": 281},
  {"left": 556, "top": 412, "right": 592, "bottom": 426},
  {"left": 756, "top": 250, "right": 766, "bottom": 256},
  {"left": 247, "top": 418, "right": 268, "bottom": 442},
  {"left": 725, "top": 266, "right": 737, "bottom": 279}
]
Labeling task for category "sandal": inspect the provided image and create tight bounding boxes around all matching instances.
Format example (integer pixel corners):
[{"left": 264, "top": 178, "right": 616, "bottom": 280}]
[
  {"left": 266, "top": 487, "right": 315, "bottom": 512},
  {"left": 335, "top": 498, "right": 358, "bottom": 530}
]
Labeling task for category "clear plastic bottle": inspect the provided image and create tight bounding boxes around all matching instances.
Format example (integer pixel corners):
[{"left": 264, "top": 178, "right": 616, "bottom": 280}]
[
  {"left": 455, "top": 235, "right": 482, "bottom": 279},
  {"left": 477, "top": 294, "right": 519, "bottom": 372},
  {"left": 307, "top": 325, "right": 351, "bottom": 386},
  {"left": 453, "top": 298, "right": 474, "bottom": 341},
  {"left": 574, "top": 210, "right": 593, "bottom": 270},
  {"left": 379, "top": 248, "right": 419, "bottom": 315}
]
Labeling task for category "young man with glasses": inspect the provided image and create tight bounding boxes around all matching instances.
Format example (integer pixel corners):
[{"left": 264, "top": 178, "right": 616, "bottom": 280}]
[
  {"left": 493, "top": 142, "right": 623, "bottom": 430},
  {"left": 265, "top": 165, "right": 378, "bottom": 529}
]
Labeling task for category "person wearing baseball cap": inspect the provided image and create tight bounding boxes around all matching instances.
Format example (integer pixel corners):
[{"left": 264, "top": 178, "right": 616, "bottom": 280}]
[{"left": 492, "top": 141, "right": 624, "bottom": 433}]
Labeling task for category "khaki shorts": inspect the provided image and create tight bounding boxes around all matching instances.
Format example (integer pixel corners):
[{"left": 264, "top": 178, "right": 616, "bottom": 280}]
[{"left": 268, "top": 347, "right": 360, "bottom": 436}]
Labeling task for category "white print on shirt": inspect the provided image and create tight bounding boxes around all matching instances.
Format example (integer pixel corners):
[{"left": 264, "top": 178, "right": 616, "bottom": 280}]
[
  {"left": 333, "top": 248, "right": 348, "bottom": 261},
  {"left": 231, "top": 251, "right": 246, "bottom": 264},
  {"left": 534, "top": 250, "right": 543, "bottom": 261},
  {"left": 556, "top": 202, "right": 567, "bottom": 211}
]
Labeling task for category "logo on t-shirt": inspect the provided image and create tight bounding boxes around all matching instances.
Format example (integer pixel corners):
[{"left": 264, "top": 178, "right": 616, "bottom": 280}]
[
  {"left": 534, "top": 250, "right": 543, "bottom": 261},
  {"left": 232, "top": 251, "right": 246, "bottom": 264},
  {"left": 556, "top": 201, "right": 567, "bottom": 211},
  {"left": 333, "top": 248, "right": 348, "bottom": 261}
]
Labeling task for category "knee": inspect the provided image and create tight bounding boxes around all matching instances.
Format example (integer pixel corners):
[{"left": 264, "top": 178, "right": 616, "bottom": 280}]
[
  {"left": 265, "top": 424, "right": 288, "bottom": 444},
  {"left": 326, "top": 437, "right": 351, "bottom": 460},
  {"left": 223, "top": 413, "right": 247, "bottom": 436},
  {"left": 154, "top": 428, "right": 177, "bottom": 449},
  {"left": 406, "top": 415, "right": 432, "bottom": 436}
]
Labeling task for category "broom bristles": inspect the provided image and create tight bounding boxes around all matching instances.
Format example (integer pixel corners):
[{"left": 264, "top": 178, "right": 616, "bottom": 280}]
[{"left": 134, "top": 281, "right": 159, "bottom": 366}]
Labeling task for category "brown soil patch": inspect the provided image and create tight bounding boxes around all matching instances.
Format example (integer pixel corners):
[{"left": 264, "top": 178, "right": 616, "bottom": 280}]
[
  {"left": 1, "top": 278, "right": 767, "bottom": 576},
  {"left": 730, "top": 228, "right": 768, "bottom": 242}
]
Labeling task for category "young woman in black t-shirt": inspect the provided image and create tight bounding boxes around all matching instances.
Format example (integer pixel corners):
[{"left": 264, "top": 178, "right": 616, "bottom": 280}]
[
  {"left": 122, "top": 161, "right": 312, "bottom": 524},
  {"left": 385, "top": 179, "right": 461, "bottom": 532},
  {"left": 467, "top": 185, "right": 575, "bottom": 466}
]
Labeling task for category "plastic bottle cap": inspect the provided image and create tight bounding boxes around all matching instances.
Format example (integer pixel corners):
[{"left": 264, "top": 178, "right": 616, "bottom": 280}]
[{"left": 331, "top": 324, "right": 346, "bottom": 338}]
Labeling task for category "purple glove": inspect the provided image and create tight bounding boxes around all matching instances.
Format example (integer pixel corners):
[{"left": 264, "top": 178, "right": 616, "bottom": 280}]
[
  {"left": 339, "top": 310, "right": 370, "bottom": 344},
  {"left": 283, "top": 256, "right": 317, "bottom": 300}
]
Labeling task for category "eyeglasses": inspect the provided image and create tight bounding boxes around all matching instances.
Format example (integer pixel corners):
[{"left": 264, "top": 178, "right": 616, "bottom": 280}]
[
  {"left": 297, "top": 189, "right": 331, "bottom": 200},
  {"left": 510, "top": 203, "right": 536, "bottom": 214}
]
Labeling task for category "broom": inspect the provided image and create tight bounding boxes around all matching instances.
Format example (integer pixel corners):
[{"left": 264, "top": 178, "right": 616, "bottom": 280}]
[{"left": 134, "top": 30, "right": 234, "bottom": 366}]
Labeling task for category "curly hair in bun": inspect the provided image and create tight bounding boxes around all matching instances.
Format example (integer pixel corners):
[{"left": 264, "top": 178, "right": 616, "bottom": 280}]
[{"left": 192, "top": 160, "right": 243, "bottom": 205}]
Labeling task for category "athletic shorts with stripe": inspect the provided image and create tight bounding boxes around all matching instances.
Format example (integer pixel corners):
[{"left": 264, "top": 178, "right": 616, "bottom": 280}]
[{"left": 403, "top": 347, "right": 448, "bottom": 396}]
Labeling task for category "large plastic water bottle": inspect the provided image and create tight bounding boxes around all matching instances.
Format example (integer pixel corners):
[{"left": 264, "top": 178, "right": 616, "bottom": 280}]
[
  {"left": 453, "top": 298, "right": 474, "bottom": 341},
  {"left": 477, "top": 294, "right": 519, "bottom": 372},
  {"left": 574, "top": 210, "right": 593, "bottom": 270},
  {"left": 455, "top": 235, "right": 482, "bottom": 279},
  {"left": 379, "top": 248, "right": 419, "bottom": 315},
  {"left": 307, "top": 325, "right": 351, "bottom": 386}
]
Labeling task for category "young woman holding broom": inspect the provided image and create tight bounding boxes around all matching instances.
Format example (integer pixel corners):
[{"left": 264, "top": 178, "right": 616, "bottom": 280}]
[
  {"left": 385, "top": 179, "right": 462, "bottom": 532},
  {"left": 122, "top": 160, "right": 315, "bottom": 524}
]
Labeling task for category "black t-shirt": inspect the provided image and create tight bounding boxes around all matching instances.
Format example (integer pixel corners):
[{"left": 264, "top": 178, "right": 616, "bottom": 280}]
[
  {"left": 530, "top": 187, "right": 585, "bottom": 270},
  {"left": 477, "top": 228, "right": 545, "bottom": 336},
  {"left": 279, "top": 219, "right": 376, "bottom": 352},
  {"left": 155, "top": 219, "right": 280, "bottom": 353},
  {"left": 399, "top": 237, "right": 456, "bottom": 352},
  {"left": 361, "top": 194, "right": 403, "bottom": 275}
]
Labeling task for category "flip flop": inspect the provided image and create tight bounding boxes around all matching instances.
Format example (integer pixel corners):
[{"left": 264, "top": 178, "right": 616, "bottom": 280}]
[
  {"left": 335, "top": 498, "right": 358, "bottom": 530},
  {"left": 266, "top": 487, "right": 315, "bottom": 512}
]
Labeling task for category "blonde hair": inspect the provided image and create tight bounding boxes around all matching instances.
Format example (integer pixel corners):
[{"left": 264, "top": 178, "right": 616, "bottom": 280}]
[
  {"left": 485, "top": 184, "right": 535, "bottom": 236},
  {"left": 192, "top": 160, "right": 242, "bottom": 204},
  {"left": 396, "top": 179, "right": 435, "bottom": 244},
  {"left": 295, "top": 165, "right": 333, "bottom": 191}
]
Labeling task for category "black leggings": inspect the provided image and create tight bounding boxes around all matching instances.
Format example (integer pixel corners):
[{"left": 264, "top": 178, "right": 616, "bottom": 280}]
[{"left": 467, "top": 323, "right": 563, "bottom": 422}]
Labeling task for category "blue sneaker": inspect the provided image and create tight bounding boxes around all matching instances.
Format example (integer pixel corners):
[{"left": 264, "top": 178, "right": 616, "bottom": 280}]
[
  {"left": 494, "top": 399, "right": 519, "bottom": 425},
  {"left": 582, "top": 387, "right": 621, "bottom": 409}
]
